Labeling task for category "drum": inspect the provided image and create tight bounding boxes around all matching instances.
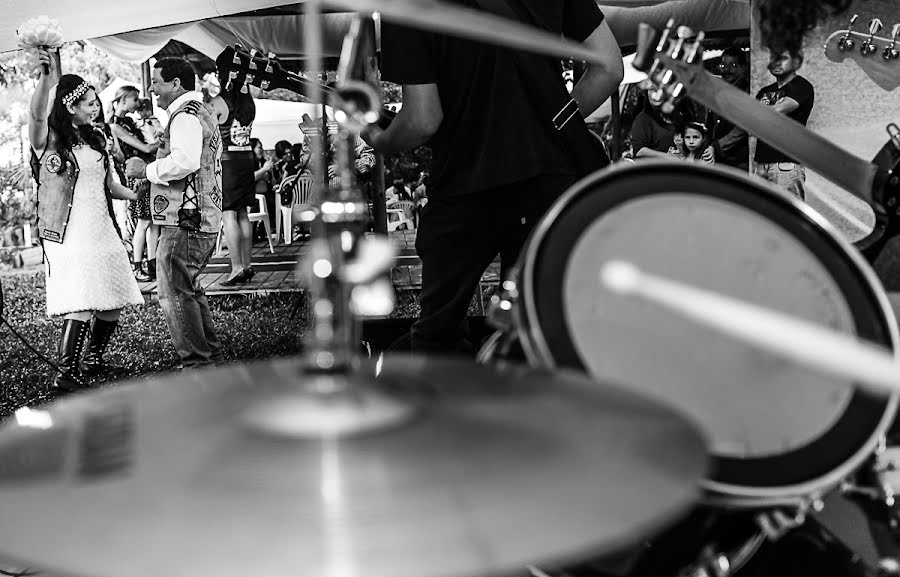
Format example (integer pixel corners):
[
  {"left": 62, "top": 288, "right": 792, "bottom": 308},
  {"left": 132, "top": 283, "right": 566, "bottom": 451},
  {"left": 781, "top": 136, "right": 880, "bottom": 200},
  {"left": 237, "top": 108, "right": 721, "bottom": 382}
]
[{"left": 484, "top": 161, "right": 900, "bottom": 507}]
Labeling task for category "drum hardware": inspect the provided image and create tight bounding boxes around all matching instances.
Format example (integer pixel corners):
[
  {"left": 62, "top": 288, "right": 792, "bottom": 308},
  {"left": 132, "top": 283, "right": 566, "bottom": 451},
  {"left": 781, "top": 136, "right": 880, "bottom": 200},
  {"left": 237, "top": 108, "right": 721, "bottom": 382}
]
[
  {"left": 838, "top": 15, "right": 860, "bottom": 52},
  {"left": 680, "top": 533, "right": 766, "bottom": 577},
  {"left": 862, "top": 19, "right": 885, "bottom": 57}
]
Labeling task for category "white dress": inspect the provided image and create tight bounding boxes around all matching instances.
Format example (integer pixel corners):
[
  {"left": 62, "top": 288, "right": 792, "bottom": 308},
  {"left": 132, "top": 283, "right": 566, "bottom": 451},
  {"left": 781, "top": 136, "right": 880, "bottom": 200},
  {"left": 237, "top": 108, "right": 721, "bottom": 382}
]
[{"left": 43, "top": 145, "right": 144, "bottom": 317}]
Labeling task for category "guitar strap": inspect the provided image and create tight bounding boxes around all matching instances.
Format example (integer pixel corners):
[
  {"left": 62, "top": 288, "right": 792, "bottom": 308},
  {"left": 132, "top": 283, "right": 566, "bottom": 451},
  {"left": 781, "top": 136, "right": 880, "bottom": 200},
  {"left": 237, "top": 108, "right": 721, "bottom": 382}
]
[{"left": 471, "top": 0, "right": 610, "bottom": 176}]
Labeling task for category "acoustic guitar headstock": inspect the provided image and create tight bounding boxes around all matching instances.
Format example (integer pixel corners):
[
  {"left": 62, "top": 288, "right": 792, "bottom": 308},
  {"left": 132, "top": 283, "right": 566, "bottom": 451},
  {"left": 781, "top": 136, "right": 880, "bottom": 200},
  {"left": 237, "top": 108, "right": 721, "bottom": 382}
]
[
  {"left": 824, "top": 15, "right": 900, "bottom": 91},
  {"left": 217, "top": 45, "right": 300, "bottom": 94}
]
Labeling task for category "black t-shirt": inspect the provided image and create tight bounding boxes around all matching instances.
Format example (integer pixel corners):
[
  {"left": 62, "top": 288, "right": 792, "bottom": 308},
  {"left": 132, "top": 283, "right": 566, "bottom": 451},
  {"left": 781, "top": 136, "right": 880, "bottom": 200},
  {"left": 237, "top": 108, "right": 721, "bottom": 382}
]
[
  {"left": 754, "top": 75, "right": 814, "bottom": 164},
  {"left": 380, "top": 0, "right": 605, "bottom": 198}
]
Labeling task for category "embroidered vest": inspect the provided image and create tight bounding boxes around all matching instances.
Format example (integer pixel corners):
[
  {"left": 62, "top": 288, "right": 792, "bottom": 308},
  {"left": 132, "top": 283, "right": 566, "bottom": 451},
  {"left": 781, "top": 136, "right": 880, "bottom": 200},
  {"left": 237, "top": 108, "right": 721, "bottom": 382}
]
[
  {"left": 34, "top": 131, "right": 118, "bottom": 243},
  {"left": 150, "top": 99, "right": 223, "bottom": 233}
]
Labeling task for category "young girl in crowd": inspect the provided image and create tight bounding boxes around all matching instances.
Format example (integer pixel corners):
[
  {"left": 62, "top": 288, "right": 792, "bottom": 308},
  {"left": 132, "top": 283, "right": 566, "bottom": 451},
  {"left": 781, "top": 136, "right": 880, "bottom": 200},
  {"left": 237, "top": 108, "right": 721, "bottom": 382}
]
[
  {"left": 29, "top": 48, "right": 143, "bottom": 393},
  {"left": 676, "top": 122, "right": 715, "bottom": 164}
]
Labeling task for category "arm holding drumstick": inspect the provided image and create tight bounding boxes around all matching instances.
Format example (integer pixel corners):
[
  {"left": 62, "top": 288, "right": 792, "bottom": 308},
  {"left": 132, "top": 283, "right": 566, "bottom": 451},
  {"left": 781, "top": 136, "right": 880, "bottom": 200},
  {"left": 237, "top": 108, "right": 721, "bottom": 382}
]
[{"left": 600, "top": 261, "right": 900, "bottom": 396}]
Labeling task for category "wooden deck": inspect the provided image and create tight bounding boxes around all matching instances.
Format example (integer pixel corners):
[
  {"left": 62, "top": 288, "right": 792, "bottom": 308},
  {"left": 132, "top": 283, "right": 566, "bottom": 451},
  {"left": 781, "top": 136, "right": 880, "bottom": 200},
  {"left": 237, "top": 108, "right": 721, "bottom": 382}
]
[{"left": 137, "top": 229, "right": 501, "bottom": 299}]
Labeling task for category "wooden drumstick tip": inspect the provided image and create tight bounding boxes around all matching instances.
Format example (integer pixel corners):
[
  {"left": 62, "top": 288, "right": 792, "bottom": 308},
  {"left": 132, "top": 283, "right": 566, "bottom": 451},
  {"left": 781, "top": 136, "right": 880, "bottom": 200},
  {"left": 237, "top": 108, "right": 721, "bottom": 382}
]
[{"left": 600, "top": 261, "right": 641, "bottom": 294}]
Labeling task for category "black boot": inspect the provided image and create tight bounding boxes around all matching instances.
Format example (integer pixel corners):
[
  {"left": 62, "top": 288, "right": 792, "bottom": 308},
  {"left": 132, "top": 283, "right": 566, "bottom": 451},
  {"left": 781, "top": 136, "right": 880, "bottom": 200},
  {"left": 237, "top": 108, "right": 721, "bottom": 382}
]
[
  {"left": 82, "top": 318, "right": 124, "bottom": 377},
  {"left": 53, "top": 319, "right": 89, "bottom": 393},
  {"left": 146, "top": 258, "right": 156, "bottom": 281}
]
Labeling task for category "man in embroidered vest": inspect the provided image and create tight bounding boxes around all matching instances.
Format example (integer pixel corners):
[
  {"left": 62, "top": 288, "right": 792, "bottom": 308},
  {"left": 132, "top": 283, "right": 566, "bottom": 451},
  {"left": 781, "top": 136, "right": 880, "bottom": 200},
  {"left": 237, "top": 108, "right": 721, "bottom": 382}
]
[{"left": 125, "top": 57, "right": 224, "bottom": 368}]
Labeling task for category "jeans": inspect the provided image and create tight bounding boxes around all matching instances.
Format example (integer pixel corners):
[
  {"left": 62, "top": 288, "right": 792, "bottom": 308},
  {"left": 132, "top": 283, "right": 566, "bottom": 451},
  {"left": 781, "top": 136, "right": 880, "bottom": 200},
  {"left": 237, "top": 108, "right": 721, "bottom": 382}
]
[
  {"left": 755, "top": 161, "right": 806, "bottom": 200},
  {"left": 411, "top": 174, "right": 579, "bottom": 354},
  {"left": 156, "top": 227, "right": 223, "bottom": 367}
]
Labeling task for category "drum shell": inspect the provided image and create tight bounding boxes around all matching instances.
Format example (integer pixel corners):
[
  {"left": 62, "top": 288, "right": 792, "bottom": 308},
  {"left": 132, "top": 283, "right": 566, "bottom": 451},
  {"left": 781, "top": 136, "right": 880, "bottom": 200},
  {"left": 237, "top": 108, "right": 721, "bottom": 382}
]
[{"left": 502, "top": 161, "right": 900, "bottom": 507}]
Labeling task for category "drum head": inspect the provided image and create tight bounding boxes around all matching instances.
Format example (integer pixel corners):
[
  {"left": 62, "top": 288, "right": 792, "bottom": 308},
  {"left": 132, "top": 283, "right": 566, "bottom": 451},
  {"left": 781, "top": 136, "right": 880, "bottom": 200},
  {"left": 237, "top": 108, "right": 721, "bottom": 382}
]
[{"left": 519, "top": 162, "right": 898, "bottom": 501}]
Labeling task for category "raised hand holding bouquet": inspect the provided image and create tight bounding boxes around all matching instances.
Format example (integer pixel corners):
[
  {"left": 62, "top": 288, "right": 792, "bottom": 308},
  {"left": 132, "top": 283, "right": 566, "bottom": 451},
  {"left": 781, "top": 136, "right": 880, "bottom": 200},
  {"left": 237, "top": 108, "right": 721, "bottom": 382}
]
[{"left": 17, "top": 16, "right": 64, "bottom": 74}]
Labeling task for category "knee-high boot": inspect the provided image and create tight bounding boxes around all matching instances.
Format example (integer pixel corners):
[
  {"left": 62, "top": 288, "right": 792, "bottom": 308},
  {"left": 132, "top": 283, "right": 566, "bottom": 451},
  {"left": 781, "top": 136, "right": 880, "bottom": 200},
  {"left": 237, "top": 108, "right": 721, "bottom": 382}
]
[
  {"left": 82, "top": 318, "right": 124, "bottom": 377},
  {"left": 54, "top": 319, "right": 89, "bottom": 393}
]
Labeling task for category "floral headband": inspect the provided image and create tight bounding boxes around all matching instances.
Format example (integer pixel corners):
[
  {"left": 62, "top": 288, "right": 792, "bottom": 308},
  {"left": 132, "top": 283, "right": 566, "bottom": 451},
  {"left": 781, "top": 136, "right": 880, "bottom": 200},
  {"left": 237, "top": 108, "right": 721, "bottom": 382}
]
[{"left": 61, "top": 81, "right": 90, "bottom": 107}]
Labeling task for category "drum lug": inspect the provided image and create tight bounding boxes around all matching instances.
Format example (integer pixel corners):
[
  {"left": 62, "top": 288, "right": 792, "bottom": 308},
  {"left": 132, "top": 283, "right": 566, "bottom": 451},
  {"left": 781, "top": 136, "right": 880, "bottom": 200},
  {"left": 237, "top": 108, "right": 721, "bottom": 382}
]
[
  {"left": 487, "top": 277, "right": 520, "bottom": 331},
  {"left": 754, "top": 505, "right": 809, "bottom": 541}
]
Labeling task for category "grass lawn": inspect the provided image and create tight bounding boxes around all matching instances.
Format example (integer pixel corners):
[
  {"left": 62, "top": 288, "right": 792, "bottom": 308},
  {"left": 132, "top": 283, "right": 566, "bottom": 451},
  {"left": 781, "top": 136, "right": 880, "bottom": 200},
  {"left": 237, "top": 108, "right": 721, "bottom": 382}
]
[{"left": 0, "top": 270, "right": 312, "bottom": 418}]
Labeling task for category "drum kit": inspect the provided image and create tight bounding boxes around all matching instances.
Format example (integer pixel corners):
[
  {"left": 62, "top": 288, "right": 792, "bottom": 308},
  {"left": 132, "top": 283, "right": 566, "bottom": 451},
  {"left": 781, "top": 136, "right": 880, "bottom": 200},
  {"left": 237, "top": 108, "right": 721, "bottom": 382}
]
[{"left": 4, "top": 1, "right": 900, "bottom": 576}]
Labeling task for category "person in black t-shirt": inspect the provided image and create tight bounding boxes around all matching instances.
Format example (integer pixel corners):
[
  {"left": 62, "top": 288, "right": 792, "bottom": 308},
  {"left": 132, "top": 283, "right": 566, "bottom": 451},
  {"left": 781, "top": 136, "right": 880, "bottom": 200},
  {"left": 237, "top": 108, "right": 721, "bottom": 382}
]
[
  {"left": 707, "top": 46, "right": 750, "bottom": 172},
  {"left": 753, "top": 50, "right": 815, "bottom": 200},
  {"left": 364, "top": 0, "right": 623, "bottom": 354}
]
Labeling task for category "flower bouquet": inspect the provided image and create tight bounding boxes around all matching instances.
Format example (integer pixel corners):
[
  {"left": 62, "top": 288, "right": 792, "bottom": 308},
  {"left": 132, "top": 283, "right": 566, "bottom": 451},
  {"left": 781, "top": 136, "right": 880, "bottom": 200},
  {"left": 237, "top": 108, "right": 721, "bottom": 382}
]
[{"left": 17, "top": 16, "right": 64, "bottom": 74}]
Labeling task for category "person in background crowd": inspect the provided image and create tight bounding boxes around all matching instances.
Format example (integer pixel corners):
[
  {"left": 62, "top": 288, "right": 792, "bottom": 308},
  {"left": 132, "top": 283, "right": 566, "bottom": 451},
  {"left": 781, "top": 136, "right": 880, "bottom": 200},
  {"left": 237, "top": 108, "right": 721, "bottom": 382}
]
[
  {"left": 753, "top": 50, "right": 814, "bottom": 200},
  {"left": 707, "top": 46, "right": 749, "bottom": 171},
  {"left": 124, "top": 57, "right": 224, "bottom": 369},
  {"left": 136, "top": 98, "right": 163, "bottom": 145},
  {"left": 272, "top": 139, "right": 293, "bottom": 185},
  {"left": 29, "top": 48, "right": 142, "bottom": 393},
  {"left": 109, "top": 85, "right": 161, "bottom": 282},
  {"left": 209, "top": 53, "right": 257, "bottom": 286},
  {"left": 251, "top": 137, "right": 277, "bottom": 231}
]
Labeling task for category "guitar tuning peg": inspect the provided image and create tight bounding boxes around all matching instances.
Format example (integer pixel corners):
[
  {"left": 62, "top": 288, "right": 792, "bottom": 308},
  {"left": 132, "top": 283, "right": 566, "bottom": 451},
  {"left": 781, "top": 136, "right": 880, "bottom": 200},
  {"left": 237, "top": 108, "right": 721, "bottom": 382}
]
[
  {"left": 838, "top": 14, "right": 859, "bottom": 52},
  {"left": 260, "top": 79, "right": 270, "bottom": 90},
  {"left": 232, "top": 44, "right": 243, "bottom": 65},
  {"left": 685, "top": 30, "right": 705, "bottom": 64},
  {"left": 243, "top": 74, "right": 255, "bottom": 94},
  {"left": 248, "top": 49, "right": 258, "bottom": 70},
  {"left": 266, "top": 52, "right": 275, "bottom": 74},
  {"left": 226, "top": 70, "right": 237, "bottom": 92},
  {"left": 861, "top": 18, "right": 883, "bottom": 56},
  {"left": 884, "top": 25, "right": 900, "bottom": 60}
]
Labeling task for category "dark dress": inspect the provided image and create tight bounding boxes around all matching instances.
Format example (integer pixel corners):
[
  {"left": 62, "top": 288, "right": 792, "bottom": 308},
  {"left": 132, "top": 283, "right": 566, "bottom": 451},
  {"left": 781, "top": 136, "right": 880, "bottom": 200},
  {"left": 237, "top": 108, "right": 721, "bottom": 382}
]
[
  {"left": 220, "top": 106, "right": 256, "bottom": 211},
  {"left": 111, "top": 114, "right": 154, "bottom": 220}
]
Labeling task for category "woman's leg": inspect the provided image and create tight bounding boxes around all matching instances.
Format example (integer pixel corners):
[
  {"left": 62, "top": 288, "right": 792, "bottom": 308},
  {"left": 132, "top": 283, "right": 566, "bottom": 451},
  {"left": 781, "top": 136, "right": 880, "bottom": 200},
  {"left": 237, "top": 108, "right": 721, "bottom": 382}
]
[
  {"left": 54, "top": 312, "right": 92, "bottom": 392},
  {"left": 223, "top": 209, "right": 242, "bottom": 279},
  {"left": 83, "top": 309, "right": 123, "bottom": 377},
  {"left": 132, "top": 219, "right": 151, "bottom": 281},
  {"left": 238, "top": 207, "right": 253, "bottom": 271}
]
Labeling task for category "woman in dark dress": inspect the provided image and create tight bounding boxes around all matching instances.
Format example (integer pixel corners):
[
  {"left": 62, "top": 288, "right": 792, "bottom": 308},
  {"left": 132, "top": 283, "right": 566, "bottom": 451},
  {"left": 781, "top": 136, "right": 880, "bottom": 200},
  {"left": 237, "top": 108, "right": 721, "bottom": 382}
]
[
  {"left": 108, "top": 85, "right": 159, "bottom": 281},
  {"left": 209, "top": 54, "right": 257, "bottom": 285}
]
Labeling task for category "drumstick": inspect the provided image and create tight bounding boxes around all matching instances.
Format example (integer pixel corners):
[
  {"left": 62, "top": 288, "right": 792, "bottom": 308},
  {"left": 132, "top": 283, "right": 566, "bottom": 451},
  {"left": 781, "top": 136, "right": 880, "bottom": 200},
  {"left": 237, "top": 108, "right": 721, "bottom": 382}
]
[{"left": 600, "top": 261, "right": 900, "bottom": 396}]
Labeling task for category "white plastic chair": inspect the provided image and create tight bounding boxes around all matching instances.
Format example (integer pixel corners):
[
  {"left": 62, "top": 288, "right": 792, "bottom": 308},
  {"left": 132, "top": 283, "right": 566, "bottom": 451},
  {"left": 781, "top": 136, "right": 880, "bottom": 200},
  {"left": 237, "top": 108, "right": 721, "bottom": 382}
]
[
  {"left": 275, "top": 175, "right": 315, "bottom": 245},
  {"left": 386, "top": 200, "right": 415, "bottom": 232},
  {"left": 248, "top": 193, "right": 275, "bottom": 253}
]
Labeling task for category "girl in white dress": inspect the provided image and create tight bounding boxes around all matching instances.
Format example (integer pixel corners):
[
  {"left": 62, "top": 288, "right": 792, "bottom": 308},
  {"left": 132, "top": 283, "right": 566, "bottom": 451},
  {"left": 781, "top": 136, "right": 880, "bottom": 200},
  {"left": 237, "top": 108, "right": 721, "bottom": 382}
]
[{"left": 29, "top": 48, "right": 143, "bottom": 394}]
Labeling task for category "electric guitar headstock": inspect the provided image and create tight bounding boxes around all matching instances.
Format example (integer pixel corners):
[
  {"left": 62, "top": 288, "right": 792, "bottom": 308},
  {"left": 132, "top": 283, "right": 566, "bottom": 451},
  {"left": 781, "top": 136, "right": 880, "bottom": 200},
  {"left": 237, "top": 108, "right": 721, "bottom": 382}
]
[
  {"left": 217, "top": 44, "right": 395, "bottom": 129},
  {"left": 824, "top": 16, "right": 900, "bottom": 91},
  {"left": 631, "top": 19, "right": 707, "bottom": 115}
]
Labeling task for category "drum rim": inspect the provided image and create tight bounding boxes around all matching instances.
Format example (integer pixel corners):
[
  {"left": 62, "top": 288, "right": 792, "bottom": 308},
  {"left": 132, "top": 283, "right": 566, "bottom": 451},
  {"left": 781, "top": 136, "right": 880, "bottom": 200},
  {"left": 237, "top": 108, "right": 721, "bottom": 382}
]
[{"left": 517, "top": 160, "right": 900, "bottom": 502}]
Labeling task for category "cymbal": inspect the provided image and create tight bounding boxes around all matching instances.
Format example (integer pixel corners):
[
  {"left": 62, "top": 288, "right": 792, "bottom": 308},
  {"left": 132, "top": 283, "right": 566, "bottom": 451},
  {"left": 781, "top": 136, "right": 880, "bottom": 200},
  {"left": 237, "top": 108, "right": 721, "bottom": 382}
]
[
  {"left": 326, "top": 0, "right": 607, "bottom": 66},
  {"left": 0, "top": 355, "right": 707, "bottom": 577}
]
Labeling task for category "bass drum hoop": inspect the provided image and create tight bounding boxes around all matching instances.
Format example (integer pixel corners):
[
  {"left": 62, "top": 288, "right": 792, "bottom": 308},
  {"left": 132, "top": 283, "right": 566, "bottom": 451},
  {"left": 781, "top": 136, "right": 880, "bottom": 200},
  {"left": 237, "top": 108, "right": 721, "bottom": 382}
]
[{"left": 515, "top": 161, "right": 900, "bottom": 504}]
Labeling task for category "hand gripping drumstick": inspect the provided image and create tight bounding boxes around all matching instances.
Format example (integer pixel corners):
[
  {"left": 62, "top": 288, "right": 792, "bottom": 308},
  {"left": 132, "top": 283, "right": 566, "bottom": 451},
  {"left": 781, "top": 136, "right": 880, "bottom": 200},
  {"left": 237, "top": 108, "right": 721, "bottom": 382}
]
[{"left": 600, "top": 261, "right": 900, "bottom": 396}]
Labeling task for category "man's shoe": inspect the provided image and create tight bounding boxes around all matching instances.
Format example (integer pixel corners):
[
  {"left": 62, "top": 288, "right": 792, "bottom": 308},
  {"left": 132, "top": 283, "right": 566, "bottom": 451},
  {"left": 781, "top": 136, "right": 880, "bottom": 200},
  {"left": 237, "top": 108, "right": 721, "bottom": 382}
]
[
  {"left": 53, "top": 319, "right": 89, "bottom": 393},
  {"left": 82, "top": 318, "right": 125, "bottom": 377}
]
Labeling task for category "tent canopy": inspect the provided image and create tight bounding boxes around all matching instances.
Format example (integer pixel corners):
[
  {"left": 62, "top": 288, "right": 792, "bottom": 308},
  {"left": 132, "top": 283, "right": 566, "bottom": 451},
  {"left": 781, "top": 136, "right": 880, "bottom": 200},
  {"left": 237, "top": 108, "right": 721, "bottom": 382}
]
[{"left": 2, "top": 0, "right": 748, "bottom": 60}]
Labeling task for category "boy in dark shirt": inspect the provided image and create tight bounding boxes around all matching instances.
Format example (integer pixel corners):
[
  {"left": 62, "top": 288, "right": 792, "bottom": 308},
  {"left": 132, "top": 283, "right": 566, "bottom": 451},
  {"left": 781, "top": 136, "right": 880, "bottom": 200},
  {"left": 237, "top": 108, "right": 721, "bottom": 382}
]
[{"left": 753, "top": 50, "right": 815, "bottom": 199}]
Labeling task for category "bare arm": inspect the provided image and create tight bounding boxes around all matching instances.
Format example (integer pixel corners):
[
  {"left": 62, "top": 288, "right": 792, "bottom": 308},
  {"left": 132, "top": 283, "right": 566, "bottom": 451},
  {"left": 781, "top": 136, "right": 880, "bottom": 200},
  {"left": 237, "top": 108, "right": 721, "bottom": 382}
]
[
  {"left": 570, "top": 20, "right": 624, "bottom": 118},
  {"left": 635, "top": 148, "right": 670, "bottom": 159},
  {"left": 770, "top": 96, "right": 800, "bottom": 115},
  {"left": 110, "top": 123, "right": 159, "bottom": 155},
  {"left": 28, "top": 47, "right": 61, "bottom": 156},
  {"left": 107, "top": 165, "right": 137, "bottom": 200},
  {"left": 363, "top": 84, "right": 442, "bottom": 155}
]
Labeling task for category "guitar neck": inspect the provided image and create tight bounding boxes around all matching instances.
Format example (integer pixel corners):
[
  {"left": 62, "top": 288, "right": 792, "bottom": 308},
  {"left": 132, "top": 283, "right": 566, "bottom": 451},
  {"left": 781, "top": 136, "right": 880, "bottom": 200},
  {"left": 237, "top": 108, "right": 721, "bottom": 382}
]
[{"left": 688, "top": 70, "right": 878, "bottom": 204}]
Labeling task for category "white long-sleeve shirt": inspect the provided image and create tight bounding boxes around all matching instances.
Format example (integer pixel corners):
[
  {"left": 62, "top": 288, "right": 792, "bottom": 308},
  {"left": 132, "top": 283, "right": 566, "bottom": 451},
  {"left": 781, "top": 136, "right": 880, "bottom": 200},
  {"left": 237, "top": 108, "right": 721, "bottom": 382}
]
[{"left": 146, "top": 92, "right": 203, "bottom": 186}]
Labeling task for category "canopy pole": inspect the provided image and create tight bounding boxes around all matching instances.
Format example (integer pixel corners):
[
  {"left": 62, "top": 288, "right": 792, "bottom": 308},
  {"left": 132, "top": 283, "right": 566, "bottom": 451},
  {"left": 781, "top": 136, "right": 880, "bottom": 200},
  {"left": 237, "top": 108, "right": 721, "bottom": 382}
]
[{"left": 141, "top": 60, "right": 151, "bottom": 97}]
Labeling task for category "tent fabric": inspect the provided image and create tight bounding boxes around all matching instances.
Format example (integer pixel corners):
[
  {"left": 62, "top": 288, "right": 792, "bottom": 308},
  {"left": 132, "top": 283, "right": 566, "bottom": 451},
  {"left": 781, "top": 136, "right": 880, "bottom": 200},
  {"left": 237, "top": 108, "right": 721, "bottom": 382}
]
[
  {"left": 2, "top": 0, "right": 748, "bottom": 58},
  {"left": 0, "top": 0, "right": 294, "bottom": 54}
]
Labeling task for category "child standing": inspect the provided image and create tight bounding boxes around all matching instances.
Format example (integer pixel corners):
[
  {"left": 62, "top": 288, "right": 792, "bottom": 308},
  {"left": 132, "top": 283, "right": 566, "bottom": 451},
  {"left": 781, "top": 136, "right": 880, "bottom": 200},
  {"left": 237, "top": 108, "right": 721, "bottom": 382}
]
[{"left": 677, "top": 122, "right": 714, "bottom": 164}]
